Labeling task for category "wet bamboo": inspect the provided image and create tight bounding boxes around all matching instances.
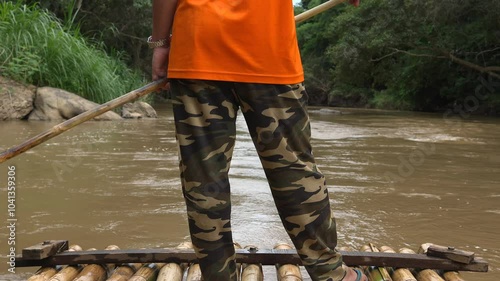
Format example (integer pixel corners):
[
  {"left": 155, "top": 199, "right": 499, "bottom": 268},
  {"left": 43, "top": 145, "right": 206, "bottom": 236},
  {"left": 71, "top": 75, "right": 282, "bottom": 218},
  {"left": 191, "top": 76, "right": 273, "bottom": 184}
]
[
  {"left": 48, "top": 245, "right": 84, "bottom": 281},
  {"left": 241, "top": 245, "right": 264, "bottom": 281},
  {"left": 185, "top": 264, "right": 203, "bottom": 281},
  {"left": 442, "top": 271, "right": 466, "bottom": 281},
  {"left": 157, "top": 263, "right": 183, "bottom": 281},
  {"left": 71, "top": 260, "right": 107, "bottom": 281},
  {"left": 128, "top": 262, "right": 165, "bottom": 281},
  {"left": 29, "top": 245, "right": 82, "bottom": 281},
  {"left": 105, "top": 263, "right": 141, "bottom": 281},
  {"left": 378, "top": 246, "right": 417, "bottom": 281},
  {"left": 360, "top": 244, "right": 392, "bottom": 281},
  {"left": 235, "top": 242, "right": 243, "bottom": 277},
  {"left": 102, "top": 245, "right": 121, "bottom": 274},
  {"left": 400, "top": 247, "right": 444, "bottom": 281},
  {"left": 241, "top": 264, "right": 264, "bottom": 281},
  {"left": 175, "top": 241, "right": 193, "bottom": 271},
  {"left": 274, "top": 243, "right": 303, "bottom": 281},
  {"left": 27, "top": 266, "right": 62, "bottom": 281},
  {"left": 0, "top": 0, "right": 348, "bottom": 164},
  {"left": 179, "top": 241, "right": 202, "bottom": 281},
  {"left": 73, "top": 246, "right": 118, "bottom": 281},
  {"left": 417, "top": 270, "right": 445, "bottom": 281}
]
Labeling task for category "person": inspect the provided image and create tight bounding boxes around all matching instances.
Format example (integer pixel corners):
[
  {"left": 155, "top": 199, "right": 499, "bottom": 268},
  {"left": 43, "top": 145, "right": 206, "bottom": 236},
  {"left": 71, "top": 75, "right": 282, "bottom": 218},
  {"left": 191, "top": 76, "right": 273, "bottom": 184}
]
[{"left": 150, "top": 0, "right": 366, "bottom": 280}]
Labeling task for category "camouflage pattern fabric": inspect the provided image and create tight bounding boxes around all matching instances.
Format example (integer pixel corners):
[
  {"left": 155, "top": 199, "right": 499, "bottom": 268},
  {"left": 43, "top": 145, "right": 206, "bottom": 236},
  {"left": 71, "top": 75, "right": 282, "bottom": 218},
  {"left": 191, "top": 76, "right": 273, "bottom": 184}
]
[{"left": 170, "top": 79, "right": 345, "bottom": 281}]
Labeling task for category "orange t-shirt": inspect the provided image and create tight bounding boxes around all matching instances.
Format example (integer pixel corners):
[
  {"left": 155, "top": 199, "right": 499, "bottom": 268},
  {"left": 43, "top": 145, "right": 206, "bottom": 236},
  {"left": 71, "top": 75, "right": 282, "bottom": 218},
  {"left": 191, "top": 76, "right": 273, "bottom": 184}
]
[{"left": 168, "top": 0, "right": 304, "bottom": 84}]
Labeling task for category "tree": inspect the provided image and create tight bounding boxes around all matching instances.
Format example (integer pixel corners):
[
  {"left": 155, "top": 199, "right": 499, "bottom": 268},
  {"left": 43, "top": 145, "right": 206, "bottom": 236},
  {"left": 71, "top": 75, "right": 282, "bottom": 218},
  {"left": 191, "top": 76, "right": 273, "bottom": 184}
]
[{"left": 297, "top": 0, "right": 500, "bottom": 113}]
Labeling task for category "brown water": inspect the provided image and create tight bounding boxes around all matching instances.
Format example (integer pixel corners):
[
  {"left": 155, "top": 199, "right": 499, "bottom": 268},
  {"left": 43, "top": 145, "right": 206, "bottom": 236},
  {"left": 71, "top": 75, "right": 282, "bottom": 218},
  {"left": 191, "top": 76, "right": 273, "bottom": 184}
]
[{"left": 0, "top": 103, "right": 499, "bottom": 280}]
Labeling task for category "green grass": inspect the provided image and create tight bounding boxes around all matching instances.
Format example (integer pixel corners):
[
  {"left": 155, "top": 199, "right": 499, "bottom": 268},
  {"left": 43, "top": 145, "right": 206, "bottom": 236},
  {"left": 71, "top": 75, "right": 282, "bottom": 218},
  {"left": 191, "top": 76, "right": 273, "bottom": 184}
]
[{"left": 0, "top": 2, "right": 147, "bottom": 104}]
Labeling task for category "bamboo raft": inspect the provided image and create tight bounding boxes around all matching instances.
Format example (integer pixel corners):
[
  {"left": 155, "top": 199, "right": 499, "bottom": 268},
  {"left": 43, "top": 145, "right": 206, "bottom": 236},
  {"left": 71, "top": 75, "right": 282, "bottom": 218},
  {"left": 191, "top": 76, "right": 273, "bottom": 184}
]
[{"left": 20, "top": 240, "right": 488, "bottom": 281}]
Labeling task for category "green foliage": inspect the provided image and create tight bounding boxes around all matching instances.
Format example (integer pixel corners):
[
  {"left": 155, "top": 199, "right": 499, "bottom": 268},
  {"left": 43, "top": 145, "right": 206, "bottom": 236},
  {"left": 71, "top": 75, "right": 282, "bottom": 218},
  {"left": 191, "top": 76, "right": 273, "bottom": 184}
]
[
  {"left": 0, "top": 1, "right": 146, "bottom": 104},
  {"left": 21, "top": 0, "right": 154, "bottom": 74},
  {"left": 297, "top": 0, "right": 500, "bottom": 113}
]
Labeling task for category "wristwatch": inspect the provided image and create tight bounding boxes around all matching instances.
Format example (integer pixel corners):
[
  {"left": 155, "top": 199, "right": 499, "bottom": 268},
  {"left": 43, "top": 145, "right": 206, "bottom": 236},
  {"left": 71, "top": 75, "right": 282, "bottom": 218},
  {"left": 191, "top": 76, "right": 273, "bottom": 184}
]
[{"left": 147, "top": 35, "right": 171, "bottom": 49}]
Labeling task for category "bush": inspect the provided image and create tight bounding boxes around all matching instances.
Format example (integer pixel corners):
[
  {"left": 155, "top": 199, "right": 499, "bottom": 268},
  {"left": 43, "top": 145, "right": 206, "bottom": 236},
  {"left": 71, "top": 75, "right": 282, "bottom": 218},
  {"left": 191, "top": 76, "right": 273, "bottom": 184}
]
[{"left": 0, "top": 2, "right": 147, "bottom": 104}]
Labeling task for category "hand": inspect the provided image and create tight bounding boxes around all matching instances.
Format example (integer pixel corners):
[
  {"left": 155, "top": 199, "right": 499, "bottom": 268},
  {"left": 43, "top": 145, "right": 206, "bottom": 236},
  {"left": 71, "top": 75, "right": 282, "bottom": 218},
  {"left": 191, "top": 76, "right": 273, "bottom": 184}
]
[
  {"left": 349, "top": 0, "right": 360, "bottom": 7},
  {"left": 152, "top": 46, "right": 170, "bottom": 90}
]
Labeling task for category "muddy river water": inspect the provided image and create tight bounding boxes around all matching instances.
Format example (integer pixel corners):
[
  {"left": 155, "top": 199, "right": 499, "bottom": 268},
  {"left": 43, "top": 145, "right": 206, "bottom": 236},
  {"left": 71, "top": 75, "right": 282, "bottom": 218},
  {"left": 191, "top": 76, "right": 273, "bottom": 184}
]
[{"left": 0, "top": 103, "right": 499, "bottom": 280}]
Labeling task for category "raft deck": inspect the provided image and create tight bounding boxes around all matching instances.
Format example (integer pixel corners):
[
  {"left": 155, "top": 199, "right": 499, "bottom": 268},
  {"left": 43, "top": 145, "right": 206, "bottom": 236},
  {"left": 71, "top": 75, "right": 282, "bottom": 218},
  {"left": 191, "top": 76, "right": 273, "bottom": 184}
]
[{"left": 20, "top": 240, "right": 489, "bottom": 281}]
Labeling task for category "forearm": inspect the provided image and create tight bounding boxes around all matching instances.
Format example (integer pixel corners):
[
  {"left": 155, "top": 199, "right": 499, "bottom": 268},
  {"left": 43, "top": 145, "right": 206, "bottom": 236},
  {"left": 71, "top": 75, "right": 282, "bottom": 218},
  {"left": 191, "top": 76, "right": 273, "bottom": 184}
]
[{"left": 152, "top": 0, "right": 178, "bottom": 40}]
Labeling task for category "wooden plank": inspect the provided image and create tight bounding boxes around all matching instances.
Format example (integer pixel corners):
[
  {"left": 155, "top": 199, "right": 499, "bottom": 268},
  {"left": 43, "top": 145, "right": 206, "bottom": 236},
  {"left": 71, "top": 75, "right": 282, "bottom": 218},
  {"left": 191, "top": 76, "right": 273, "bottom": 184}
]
[
  {"left": 426, "top": 245, "right": 475, "bottom": 264},
  {"left": 15, "top": 248, "right": 489, "bottom": 272},
  {"left": 21, "top": 240, "right": 68, "bottom": 260}
]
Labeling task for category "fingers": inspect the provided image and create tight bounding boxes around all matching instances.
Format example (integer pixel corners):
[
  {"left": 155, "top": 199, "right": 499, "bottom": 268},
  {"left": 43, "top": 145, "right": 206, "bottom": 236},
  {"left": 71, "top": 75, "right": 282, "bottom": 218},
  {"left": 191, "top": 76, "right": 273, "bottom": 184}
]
[{"left": 151, "top": 47, "right": 170, "bottom": 82}]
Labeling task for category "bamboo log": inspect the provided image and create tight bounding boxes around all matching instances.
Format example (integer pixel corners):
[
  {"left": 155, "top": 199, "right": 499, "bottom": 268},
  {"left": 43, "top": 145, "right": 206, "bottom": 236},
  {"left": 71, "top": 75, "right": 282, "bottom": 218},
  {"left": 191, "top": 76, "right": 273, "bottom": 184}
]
[
  {"left": 0, "top": 79, "right": 167, "bottom": 163},
  {"left": 105, "top": 263, "right": 141, "bottom": 281},
  {"left": 443, "top": 271, "right": 465, "bottom": 281},
  {"left": 241, "top": 245, "right": 263, "bottom": 281},
  {"left": 27, "top": 266, "right": 62, "bottom": 281},
  {"left": 241, "top": 264, "right": 264, "bottom": 281},
  {"left": 360, "top": 244, "right": 392, "bottom": 281},
  {"left": 71, "top": 263, "right": 107, "bottom": 281},
  {"left": 103, "top": 245, "right": 120, "bottom": 274},
  {"left": 157, "top": 263, "right": 183, "bottom": 281},
  {"left": 400, "top": 247, "right": 444, "bottom": 281},
  {"left": 379, "top": 246, "right": 417, "bottom": 281},
  {"left": 48, "top": 245, "right": 84, "bottom": 281},
  {"left": 185, "top": 264, "right": 203, "bottom": 281},
  {"left": 274, "top": 243, "right": 302, "bottom": 281},
  {"left": 177, "top": 241, "right": 202, "bottom": 281},
  {"left": 128, "top": 262, "right": 165, "bottom": 281},
  {"left": 235, "top": 242, "right": 243, "bottom": 278},
  {"left": 175, "top": 241, "right": 193, "bottom": 272},
  {"left": 73, "top": 246, "right": 118, "bottom": 281},
  {"left": 29, "top": 245, "right": 82, "bottom": 281},
  {"left": 416, "top": 270, "right": 445, "bottom": 281},
  {"left": 295, "top": 0, "right": 347, "bottom": 24}
]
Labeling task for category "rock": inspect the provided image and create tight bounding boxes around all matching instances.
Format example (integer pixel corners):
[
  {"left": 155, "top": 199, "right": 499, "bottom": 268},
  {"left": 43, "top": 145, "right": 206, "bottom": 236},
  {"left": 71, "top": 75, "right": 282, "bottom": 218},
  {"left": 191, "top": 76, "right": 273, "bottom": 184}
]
[
  {"left": 28, "top": 87, "right": 122, "bottom": 121},
  {"left": 0, "top": 76, "right": 36, "bottom": 120},
  {"left": 121, "top": 101, "right": 157, "bottom": 119}
]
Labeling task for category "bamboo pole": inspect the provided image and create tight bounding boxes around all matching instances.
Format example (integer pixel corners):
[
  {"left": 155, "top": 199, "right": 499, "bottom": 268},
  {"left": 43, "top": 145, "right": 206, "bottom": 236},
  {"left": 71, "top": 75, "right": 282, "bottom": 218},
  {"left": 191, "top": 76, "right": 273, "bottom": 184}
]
[
  {"left": 105, "top": 263, "right": 141, "bottom": 281},
  {"left": 274, "top": 243, "right": 303, "bottom": 281},
  {"left": 360, "top": 244, "right": 392, "bottom": 281},
  {"left": 0, "top": 0, "right": 348, "bottom": 164},
  {"left": 400, "top": 246, "right": 444, "bottom": 281},
  {"left": 28, "top": 245, "right": 83, "bottom": 281},
  {"left": 48, "top": 245, "right": 84, "bottom": 281},
  {"left": 73, "top": 246, "right": 119, "bottom": 281},
  {"left": 156, "top": 243, "right": 192, "bottom": 281},
  {"left": 185, "top": 264, "right": 203, "bottom": 281},
  {"left": 27, "top": 266, "right": 62, "bottom": 281},
  {"left": 128, "top": 262, "right": 165, "bottom": 281},
  {"left": 241, "top": 245, "right": 264, "bottom": 281},
  {"left": 379, "top": 246, "right": 417, "bottom": 281},
  {"left": 295, "top": 0, "right": 348, "bottom": 24},
  {"left": 417, "top": 270, "right": 445, "bottom": 281},
  {"left": 0, "top": 79, "right": 166, "bottom": 163},
  {"left": 157, "top": 263, "right": 183, "bottom": 281},
  {"left": 177, "top": 241, "right": 202, "bottom": 281},
  {"left": 241, "top": 264, "right": 264, "bottom": 281},
  {"left": 442, "top": 271, "right": 466, "bottom": 281}
]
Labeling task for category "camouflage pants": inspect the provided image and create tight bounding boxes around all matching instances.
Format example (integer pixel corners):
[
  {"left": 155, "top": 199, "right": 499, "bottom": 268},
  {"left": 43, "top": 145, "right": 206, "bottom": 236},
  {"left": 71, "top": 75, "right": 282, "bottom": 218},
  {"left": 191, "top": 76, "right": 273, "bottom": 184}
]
[{"left": 170, "top": 79, "right": 345, "bottom": 281}]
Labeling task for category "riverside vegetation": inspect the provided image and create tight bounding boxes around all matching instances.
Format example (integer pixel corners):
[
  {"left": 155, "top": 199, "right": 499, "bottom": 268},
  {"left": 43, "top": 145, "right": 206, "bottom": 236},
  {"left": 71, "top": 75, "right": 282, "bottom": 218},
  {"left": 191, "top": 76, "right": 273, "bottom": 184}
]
[
  {"left": 1, "top": 0, "right": 499, "bottom": 114},
  {"left": 0, "top": 1, "right": 146, "bottom": 105}
]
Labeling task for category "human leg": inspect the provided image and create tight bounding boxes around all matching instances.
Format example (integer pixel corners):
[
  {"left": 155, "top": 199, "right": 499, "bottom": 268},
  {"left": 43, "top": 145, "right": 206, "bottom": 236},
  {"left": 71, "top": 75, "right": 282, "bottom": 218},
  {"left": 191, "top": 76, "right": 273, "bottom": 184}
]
[
  {"left": 233, "top": 83, "right": 346, "bottom": 280},
  {"left": 170, "top": 79, "right": 239, "bottom": 281}
]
